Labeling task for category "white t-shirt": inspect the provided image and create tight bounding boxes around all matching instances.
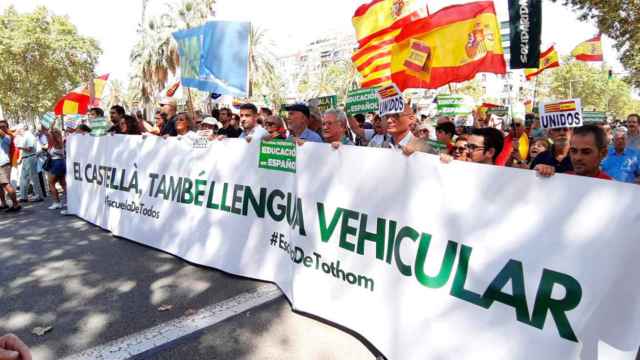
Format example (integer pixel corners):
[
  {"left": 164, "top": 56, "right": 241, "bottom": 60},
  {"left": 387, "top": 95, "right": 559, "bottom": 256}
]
[
  {"left": 240, "top": 125, "right": 270, "bottom": 141},
  {"left": 364, "top": 129, "right": 392, "bottom": 148}
]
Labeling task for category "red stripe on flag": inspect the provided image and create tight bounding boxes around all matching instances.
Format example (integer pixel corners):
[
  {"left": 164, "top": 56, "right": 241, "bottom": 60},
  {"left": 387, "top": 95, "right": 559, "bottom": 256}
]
[
  {"left": 356, "top": 51, "right": 391, "bottom": 72},
  {"left": 353, "top": 0, "right": 386, "bottom": 18},
  {"left": 575, "top": 54, "right": 603, "bottom": 62},
  {"left": 362, "top": 76, "right": 392, "bottom": 88},
  {"left": 358, "top": 13, "right": 417, "bottom": 48},
  {"left": 361, "top": 63, "right": 391, "bottom": 77},
  {"left": 352, "top": 39, "right": 395, "bottom": 63}
]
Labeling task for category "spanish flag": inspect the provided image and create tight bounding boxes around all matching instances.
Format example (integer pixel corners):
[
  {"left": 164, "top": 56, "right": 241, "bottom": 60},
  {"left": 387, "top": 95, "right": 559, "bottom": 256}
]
[
  {"left": 54, "top": 74, "right": 110, "bottom": 115},
  {"left": 571, "top": 34, "right": 603, "bottom": 62},
  {"left": 524, "top": 46, "right": 559, "bottom": 81},
  {"left": 352, "top": 0, "right": 423, "bottom": 47},
  {"left": 352, "top": 30, "right": 398, "bottom": 88},
  {"left": 389, "top": 1, "right": 506, "bottom": 91}
]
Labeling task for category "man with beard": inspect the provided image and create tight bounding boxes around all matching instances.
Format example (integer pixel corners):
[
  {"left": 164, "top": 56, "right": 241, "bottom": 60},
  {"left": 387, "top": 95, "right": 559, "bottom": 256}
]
[
  {"left": 531, "top": 127, "right": 574, "bottom": 177},
  {"left": 159, "top": 98, "right": 178, "bottom": 137},
  {"left": 217, "top": 107, "right": 242, "bottom": 138}
]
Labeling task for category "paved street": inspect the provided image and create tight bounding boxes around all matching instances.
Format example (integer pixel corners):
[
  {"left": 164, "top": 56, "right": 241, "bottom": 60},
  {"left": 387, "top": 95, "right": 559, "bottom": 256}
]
[{"left": 0, "top": 200, "right": 379, "bottom": 360}]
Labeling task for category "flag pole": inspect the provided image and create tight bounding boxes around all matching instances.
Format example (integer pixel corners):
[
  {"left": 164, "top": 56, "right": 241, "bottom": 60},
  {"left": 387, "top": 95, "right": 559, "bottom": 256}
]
[{"left": 187, "top": 87, "right": 196, "bottom": 120}]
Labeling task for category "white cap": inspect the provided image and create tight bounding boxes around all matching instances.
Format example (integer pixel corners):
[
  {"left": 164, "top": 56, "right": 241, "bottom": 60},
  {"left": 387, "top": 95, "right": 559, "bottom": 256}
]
[{"left": 202, "top": 117, "right": 219, "bottom": 126}]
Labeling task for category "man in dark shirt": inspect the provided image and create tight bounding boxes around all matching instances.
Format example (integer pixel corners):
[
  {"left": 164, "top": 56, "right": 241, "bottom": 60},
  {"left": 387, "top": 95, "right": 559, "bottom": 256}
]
[
  {"left": 217, "top": 107, "right": 242, "bottom": 138},
  {"left": 531, "top": 127, "right": 573, "bottom": 176},
  {"left": 159, "top": 98, "right": 178, "bottom": 137}
]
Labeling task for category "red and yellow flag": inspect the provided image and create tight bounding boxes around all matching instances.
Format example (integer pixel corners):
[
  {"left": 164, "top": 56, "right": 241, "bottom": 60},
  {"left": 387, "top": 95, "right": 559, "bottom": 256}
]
[
  {"left": 571, "top": 34, "right": 603, "bottom": 62},
  {"left": 54, "top": 74, "right": 110, "bottom": 115},
  {"left": 524, "top": 46, "right": 559, "bottom": 81},
  {"left": 352, "top": 0, "right": 425, "bottom": 89},
  {"left": 352, "top": 0, "right": 423, "bottom": 47},
  {"left": 389, "top": 1, "right": 506, "bottom": 91}
]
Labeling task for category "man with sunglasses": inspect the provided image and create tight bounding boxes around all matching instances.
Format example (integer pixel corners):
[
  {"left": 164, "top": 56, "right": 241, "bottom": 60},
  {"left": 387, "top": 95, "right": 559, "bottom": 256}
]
[{"left": 531, "top": 127, "right": 574, "bottom": 177}]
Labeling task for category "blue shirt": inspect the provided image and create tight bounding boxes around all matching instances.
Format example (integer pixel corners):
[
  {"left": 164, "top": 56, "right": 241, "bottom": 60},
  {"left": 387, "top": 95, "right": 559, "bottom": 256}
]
[
  {"left": 289, "top": 128, "right": 323, "bottom": 143},
  {"left": 0, "top": 136, "right": 11, "bottom": 167},
  {"left": 601, "top": 147, "right": 640, "bottom": 183}
]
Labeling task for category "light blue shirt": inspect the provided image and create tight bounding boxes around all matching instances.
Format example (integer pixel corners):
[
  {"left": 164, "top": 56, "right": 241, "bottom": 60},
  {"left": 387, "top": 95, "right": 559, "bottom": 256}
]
[
  {"left": 288, "top": 128, "right": 323, "bottom": 143},
  {"left": 0, "top": 136, "right": 11, "bottom": 167},
  {"left": 601, "top": 147, "right": 640, "bottom": 183}
]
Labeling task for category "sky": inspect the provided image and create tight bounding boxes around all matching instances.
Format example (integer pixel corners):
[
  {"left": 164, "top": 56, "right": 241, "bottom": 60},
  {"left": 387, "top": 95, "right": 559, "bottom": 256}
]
[{"left": 2, "top": 0, "right": 624, "bottom": 86}]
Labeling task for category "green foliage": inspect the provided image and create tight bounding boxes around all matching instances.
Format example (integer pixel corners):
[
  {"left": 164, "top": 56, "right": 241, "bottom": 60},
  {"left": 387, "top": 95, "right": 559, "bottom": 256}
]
[
  {"left": 129, "top": 0, "right": 215, "bottom": 104},
  {"left": 553, "top": 0, "right": 640, "bottom": 88},
  {"left": 297, "top": 61, "right": 358, "bottom": 105},
  {"left": 0, "top": 6, "right": 101, "bottom": 122},
  {"left": 538, "top": 57, "right": 638, "bottom": 118}
]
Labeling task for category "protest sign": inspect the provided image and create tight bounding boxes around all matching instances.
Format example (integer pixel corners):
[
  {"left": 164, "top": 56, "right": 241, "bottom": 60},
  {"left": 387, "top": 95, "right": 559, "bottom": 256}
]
[
  {"left": 309, "top": 95, "right": 337, "bottom": 113},
  {"left": 487, "top": 106, "right": 509, "bottom": 117},
  {"left": 436, "top": 94, "right": 473, "bottom": 116},
  {"left": 173, "top": 21, "right": 250, "bottom": 96},
  {"left": 90, "top": 117, "right": 108, "bottom": 136},
  {"left": 539, "top": 99, "right": 583, "bottom": 129},
  {"left": 67, "top": 135, "right": 640, "bottom": 360},
  {"left": 259, "top": 140, "right": 296, "bottom": 173},
  {"left": 346, "top": 88, "right": 379, "bottom": 116},
  {"left": 377, "top": 84, "right": 404, "bottom": 116},
  {"left": 582, "top": 111, "right": 607, "bottom": 124}
]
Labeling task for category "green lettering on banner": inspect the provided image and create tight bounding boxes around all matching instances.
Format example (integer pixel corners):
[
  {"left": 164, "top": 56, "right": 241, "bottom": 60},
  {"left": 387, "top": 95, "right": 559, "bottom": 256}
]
[
  {"left": 309, "top": 95, "right": 338, "bottom": 113},
  {"left": 346, "top": 88, "right": 380, "bottom": 116},
  {"left": 259, "top": 140, "right": 296, "bottom": 173}
]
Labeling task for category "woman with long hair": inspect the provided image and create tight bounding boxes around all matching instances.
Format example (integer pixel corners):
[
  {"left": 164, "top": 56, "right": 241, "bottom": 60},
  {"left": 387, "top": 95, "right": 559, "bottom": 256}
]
[
  {"left": 118, "top": 115, "right": 142, "bottom": 135},
  {"left": 45, "top": 128, "right": 67, "bottom": 211}
]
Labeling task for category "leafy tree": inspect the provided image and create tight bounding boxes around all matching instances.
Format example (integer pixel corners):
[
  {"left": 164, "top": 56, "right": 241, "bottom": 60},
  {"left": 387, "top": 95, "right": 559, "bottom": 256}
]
[
  {"left": 553, "top": 0, "right": 640, "bottom": 88},
  {"left": 537, "top": 57, "right": 637, "bottom": 118},
  {"left": 249, "top": 27, "right": 286, "bottom": 109},
  {"left": 0, "top": 6, "right": 102, "bottom": 123}
]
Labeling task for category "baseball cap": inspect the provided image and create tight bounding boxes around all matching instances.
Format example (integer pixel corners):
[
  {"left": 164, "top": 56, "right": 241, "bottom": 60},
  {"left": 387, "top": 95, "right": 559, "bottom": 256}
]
[
  {"left": 202, "top": 117, "right": 219, "bottom": 127},
  {"left": 285, "top": 103, "right": 310, "bottom": 118},
  {"left": 159, "top": 98, "right": 177, "bottom": 107}
]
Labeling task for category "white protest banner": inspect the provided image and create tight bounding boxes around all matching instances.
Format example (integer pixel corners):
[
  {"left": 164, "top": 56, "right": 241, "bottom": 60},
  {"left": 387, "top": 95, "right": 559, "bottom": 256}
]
[
  {"left": 539, "top": 99, "right": 583, "bottom": 129},
  {"left": 377, "top": 84, "right": 404, "bottom": 116},
  {"left": 66, "top": 135, "right": 640, "bottom": 360}
]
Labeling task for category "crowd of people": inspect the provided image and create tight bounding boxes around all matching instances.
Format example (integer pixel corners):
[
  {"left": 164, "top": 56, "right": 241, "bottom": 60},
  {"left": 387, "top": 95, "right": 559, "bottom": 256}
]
[{"left": 1, "top": 97, "right": 639, "bottom": 216}]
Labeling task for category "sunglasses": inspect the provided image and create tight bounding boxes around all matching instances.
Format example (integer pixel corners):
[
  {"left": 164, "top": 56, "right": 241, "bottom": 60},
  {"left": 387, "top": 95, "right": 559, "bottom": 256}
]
[
  {"left": 466, "top": 144, "right": 485, "bottom": 151},
  {"left": 264, "top": 122, "right": 277, "bottom": 127},
  {"left": 454, "top": 146, "right": 467, "bottom": 152}
]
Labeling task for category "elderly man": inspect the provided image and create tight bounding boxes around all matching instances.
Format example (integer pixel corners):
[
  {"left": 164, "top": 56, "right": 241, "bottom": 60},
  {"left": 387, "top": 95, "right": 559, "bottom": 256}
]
[
  {"left": 16, "top": 125, "right": 45, "bottom": 202},
  {"left": 531, "top": 127, "right": 574, "bottom": 176},
  {"left": 347, "top": 114, "right": 392, "bottom": 148},
  {"left": 159, "top": 98, "right": 178, "bottom": 136},
  {"left": 286, "top": 104, "right": 322, "bottom": 143},
  {"left": 626, "top": 114, "right": 640, "bottom": 150},
  {"left": 322, "top": 109, "right": 353, "bottom": 148},
  {"left": 601, "top": 127, "right": 640, "bottom": 183}
]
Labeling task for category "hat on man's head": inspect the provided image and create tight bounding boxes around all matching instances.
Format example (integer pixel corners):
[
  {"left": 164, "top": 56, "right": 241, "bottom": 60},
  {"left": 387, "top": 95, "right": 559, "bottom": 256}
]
[
  {"left": 202, "top": 117, "right": 220, "bottom": 127},
  {"left": 159, "top": 98, "right": 177, "bottom": 107},
  {"left": 285, "top": 103, "right": 310, "bottom": 118}
]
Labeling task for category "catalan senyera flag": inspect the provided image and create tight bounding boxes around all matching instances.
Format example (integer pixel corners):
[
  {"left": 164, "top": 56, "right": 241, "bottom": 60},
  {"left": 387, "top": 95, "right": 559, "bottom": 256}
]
[
  {"left": 352, "top": 0, "right": 425, "bottom": 89},
  {"left": 389, "top": 1, "right": 506, "bottom": 91},
  {"left": 524, "top": 46, "right": 559, "bottom": 81},
  {"left": 571, "top": 34, "right": 603, "bottom": 62},
  {"left": 54, "top": 74, "right": 109, "bottom": 115}
]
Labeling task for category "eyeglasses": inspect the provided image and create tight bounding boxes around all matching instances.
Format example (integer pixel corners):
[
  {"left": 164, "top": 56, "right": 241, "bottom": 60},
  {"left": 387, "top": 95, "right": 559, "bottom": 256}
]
[
  {"left": 454, "top": 146, "right": 468, "bottom": 153},
  {"left": 322, "top": 121, "right": 339, "bottom": 127},
  {"left": 551, "top": 127, "right": 570, "bottom": 133},
  {"left": 265, "top": 121, "right": 277, "bottom": 127},
  {"left": 466, "top": 144, "right": 485, "bottom": 152}
]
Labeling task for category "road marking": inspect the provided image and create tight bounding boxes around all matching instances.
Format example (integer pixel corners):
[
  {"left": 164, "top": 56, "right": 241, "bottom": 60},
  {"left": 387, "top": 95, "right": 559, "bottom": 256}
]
[{"left": 61, "top": 284, "right": 282, "bottom": 360}]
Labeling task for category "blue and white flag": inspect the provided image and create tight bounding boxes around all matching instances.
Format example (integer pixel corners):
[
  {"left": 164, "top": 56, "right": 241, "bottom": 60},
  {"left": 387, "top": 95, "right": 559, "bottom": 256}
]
[{"left": 173, "top": 21, "right": 250, "bottom": 97}]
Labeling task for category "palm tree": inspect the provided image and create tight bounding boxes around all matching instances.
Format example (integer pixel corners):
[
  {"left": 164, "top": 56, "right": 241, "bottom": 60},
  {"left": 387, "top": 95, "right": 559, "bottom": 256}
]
[
  {"left": 129, "top": 0, "right": 215, "bottom": 105},
  {"left": 248, "top": 26, "right": 284, "bottom": 104}
]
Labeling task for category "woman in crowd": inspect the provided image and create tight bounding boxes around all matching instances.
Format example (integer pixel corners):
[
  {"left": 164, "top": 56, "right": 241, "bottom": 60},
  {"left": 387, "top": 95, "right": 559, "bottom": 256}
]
[
  {"left": 175, "top": 112, "right": 198, "bottom": 141},
  {"left": 264, "top": 116, "right": 287, "bottom": 140},
  {"left": 451, "top": 136, "right": 470, "bottom": 161},
  {"left": 528, "top": 137, "right": 550, "bottom": 164},
  {"left": 118, "top": 115, "right": 142, "bottom": 135},
  {"left": 45, "top": 128, "right": 67, "bottom": 211}
]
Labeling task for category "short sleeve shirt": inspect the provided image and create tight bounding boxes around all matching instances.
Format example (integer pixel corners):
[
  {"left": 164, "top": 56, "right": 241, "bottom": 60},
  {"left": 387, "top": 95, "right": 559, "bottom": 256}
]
[
  {"left": 530, "top": 148, "right": 574, "bottom": 173},
  {"left": 601, "top": 147, "right": 640, "bottom": 183}
]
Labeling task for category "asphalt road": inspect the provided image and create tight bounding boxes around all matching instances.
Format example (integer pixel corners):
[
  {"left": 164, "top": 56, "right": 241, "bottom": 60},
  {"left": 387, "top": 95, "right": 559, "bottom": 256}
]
[{"left": 0, "top": 200, "right": 379, "bottom": 360}]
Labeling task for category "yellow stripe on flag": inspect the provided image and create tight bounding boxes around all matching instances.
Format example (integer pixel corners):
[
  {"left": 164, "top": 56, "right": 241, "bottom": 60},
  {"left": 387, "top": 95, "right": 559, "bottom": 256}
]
[{"left": 391, "top": 13, "right": 504, "bottom": 75}]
